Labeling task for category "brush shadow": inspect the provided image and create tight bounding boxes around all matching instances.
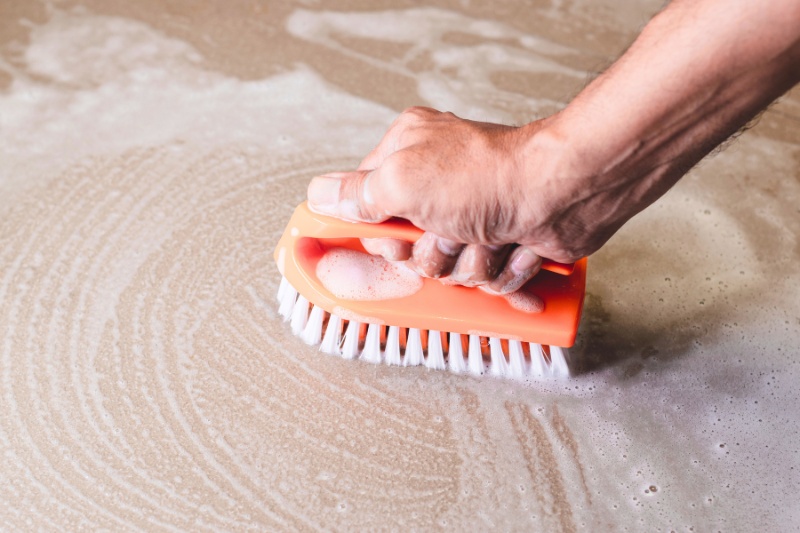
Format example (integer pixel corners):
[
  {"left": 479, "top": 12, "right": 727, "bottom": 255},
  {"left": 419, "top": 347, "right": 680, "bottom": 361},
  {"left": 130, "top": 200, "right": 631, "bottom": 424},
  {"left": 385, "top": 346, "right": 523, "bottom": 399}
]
[
  {"left": 569, "top": 139, "right": 798, "bottom": 378},
  {"left": 568, "top": 237, "right": 773, "bottom": 378}
]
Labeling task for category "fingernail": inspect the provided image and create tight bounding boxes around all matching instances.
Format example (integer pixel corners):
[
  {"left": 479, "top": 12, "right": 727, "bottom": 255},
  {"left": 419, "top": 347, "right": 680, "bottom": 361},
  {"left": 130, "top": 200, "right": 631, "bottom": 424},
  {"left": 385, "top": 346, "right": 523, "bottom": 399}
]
[
  {"left": 479, "top": 285, "right": 502, "bottom": 295},
  {"left": 498, "top": 274, "right": 526, "bottom": 295},
  {"left": 510, "top": 248, "right": 540, "bottom": 275},
  {"left": 382, "top": 240, "right": 411, "bottom": 262},
  {"left": 448, "top": 269, "right": 478, "bottom": 285},
  {"left": 382, "top": 242, "right": 401, "bottom": 262},
  {"left": 436, "top": 237, "right": 462, "bottom": 256},
  {"left": 307, "top": 176, "right": 341, "bottom": 212}
]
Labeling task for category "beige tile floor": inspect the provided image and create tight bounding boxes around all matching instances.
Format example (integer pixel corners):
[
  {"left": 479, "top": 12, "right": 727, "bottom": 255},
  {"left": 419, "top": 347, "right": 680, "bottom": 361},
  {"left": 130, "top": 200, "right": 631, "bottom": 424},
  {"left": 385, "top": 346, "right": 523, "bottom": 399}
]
[{"left": 1, "top": 1, "right": 799, "bottom": 530}]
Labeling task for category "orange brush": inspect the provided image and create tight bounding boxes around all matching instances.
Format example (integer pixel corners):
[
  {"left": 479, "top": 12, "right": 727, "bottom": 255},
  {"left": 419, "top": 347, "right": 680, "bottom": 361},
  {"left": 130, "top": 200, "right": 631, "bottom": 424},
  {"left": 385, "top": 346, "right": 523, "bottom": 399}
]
[{"left": 275, "top": 202, "right": 587, "bottom": 379}]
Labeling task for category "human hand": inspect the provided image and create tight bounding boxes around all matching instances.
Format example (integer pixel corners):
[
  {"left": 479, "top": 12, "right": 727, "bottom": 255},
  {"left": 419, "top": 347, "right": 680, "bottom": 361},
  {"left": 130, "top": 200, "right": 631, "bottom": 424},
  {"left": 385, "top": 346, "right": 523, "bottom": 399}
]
[
  {"left": 306, "top": 107, "right": 580, "bottom": 300},
  {"left": 307, "top": 0, "right": 800, "bottom": 302}
]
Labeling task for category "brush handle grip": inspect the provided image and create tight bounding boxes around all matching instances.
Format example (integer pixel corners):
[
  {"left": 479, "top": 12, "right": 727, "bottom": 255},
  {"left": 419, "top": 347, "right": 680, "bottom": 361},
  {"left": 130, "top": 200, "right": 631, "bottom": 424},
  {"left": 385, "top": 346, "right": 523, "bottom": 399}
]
[{"left": 295, "top": 202, "right": 575, "bottom": 276}]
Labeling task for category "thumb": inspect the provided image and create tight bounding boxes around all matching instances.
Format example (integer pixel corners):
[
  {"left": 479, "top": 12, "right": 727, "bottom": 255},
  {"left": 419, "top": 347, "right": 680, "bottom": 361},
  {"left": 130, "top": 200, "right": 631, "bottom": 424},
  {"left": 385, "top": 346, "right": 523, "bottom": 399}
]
[{"left": 307, "top": 170, "right": 390, "bottom": 223}]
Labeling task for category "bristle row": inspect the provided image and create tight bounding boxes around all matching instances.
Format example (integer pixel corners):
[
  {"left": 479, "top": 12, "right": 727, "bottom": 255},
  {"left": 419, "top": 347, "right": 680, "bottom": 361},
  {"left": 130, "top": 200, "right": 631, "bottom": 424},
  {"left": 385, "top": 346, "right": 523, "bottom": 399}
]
[{"left": 277, "top": 277, "right": 570, "bottom": 379}]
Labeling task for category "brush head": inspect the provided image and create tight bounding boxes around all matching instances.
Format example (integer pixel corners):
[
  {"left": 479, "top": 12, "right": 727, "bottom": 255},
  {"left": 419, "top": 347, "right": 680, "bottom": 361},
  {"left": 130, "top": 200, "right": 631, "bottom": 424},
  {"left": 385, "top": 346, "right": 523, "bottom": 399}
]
[
  {"left": 278, "top": 276, "right": 571, "bottom": 379},
  {"left": 274, "top": 202, "right": 587, "bottom": 379}
]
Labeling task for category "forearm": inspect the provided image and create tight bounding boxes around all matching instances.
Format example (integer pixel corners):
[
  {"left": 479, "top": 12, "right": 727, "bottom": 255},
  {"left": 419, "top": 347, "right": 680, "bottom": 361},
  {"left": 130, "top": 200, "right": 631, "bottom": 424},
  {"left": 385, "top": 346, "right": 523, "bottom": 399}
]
[
  {"left": 570, "top": 0, "right": 799, "bottom": 166},
  {"left": 523, "top": 0, "right": 800, "bottom": 246}
]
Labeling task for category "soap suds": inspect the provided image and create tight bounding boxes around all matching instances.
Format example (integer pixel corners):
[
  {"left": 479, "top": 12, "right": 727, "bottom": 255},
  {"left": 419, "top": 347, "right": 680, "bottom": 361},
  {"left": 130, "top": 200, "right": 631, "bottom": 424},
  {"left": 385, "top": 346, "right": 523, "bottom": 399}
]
[
  {"left": 286, "top": 7, "right": 583, "bottom": 123},
  {"left": 317, "top": 247, "right": 423, "bottom": 301},
  {"left": 504, "top": 290, "right": 544, "bottom": 313},
  {"left": 0, "top": 2, "right": 798, "bottom": 531},
  {"left": 0, "top": 9, "right": 396, "bottom": 192}
]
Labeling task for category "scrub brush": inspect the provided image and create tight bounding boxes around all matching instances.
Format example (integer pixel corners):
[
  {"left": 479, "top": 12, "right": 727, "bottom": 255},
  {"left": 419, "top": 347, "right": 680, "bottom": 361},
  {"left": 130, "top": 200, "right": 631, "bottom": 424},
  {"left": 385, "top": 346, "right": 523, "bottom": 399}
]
[{"left": 274, "top": 202, "right": 587, "bottom": 379}]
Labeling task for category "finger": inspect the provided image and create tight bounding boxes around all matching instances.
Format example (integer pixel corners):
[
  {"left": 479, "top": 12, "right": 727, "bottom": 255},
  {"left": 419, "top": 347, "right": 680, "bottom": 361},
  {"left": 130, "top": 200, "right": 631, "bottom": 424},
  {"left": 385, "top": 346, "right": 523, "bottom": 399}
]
[
  {"left": 489, "top": 286, "right": 544, "bottom": 313},
  {"left": 360, "top": 238, "right": 412, "bottom": 262},
  {"left": 448, "top": 244, "right": 513, "bottom": 287},
  {"left": 357, "top": 109, "right": 422, "bottom": 171},
  {"left": 307, "top": 169, "right": 388, "bottom": 223},
  {"left": 357, "top": 145, "right": 388, "bottom": 172},
  {"left": 406, "top": 232, "right": 464, "bottom": 278},
  {"left": 357, "top": 135, "right": 401, "bottom": 171},
  {"left": 485, "top": 245, "right": 542, "bottom": 294},
  {"left": 358, "top": 106, "right": 447, "bottom": 172}
]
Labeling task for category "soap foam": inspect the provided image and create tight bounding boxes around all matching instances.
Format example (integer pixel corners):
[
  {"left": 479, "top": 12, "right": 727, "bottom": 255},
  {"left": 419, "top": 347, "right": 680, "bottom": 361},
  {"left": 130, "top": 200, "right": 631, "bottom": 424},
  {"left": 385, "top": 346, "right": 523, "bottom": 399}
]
[
  {"left": 2, "top": 4, "right": 800, "bottom": 531},
  {"left": 286, "top": 7, "right": 583, "bottom": 123},
  {"left": 0, "top": 9, "right": 396, "bottom": 192},
  {"left": 504, "top": 290, "right": 544, "bottom": 313},
  {"left": 317, "top": 247, "right": 423, "bottom": 301}
]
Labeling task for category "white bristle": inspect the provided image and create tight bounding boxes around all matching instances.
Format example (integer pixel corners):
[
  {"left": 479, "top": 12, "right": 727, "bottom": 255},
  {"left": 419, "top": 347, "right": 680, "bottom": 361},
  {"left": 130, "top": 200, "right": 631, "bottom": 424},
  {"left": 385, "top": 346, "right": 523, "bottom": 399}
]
[
  {"left": 301, "top": 305, "right": 324, "bottom": 345},
  {"left": 341, "top": 320, "right": 361, "bottom": 359},
  {"left": 277, "top": 276, "right": 290, "bottom": 303},
  {"left": 361, "top": 324, "right": 383, "bottom": 364},
  {"left": 276, "top": 280, "right": 574, "bottom": 380},
  {"left": 403, "top": 328, "right": 425, "bottom": 366},
  {"left": 278, "top": 283, "right": 298, "bottom": 320},
  {"left": 467, "top": 335, "right": 484, "bottom": 375},
  {"left": 529, "top": 343, "right": 548, "bottom": 378},
  {"left": 507, "top": 340, "right": 527, "bottom": 378},
  {"left": 290, "top": 295, "right": 309, "bottom": 335},
  {"left": 549, "top": 346, "right": 570, "bottom": 378},
  {"left": 425, "top": 330, "right": 446, "bottom": 370},
  {"left": 448, "top": 333, "right": 466, "bottom": 373},
  {"left": 319, "top": 313, "right": 343, "bottom": 355},
  {"left": 489, "top": 337, "right": 509, "bottom": 377},
  {"left": 384, "top": 326, "right": 402, "bottom": 365}
]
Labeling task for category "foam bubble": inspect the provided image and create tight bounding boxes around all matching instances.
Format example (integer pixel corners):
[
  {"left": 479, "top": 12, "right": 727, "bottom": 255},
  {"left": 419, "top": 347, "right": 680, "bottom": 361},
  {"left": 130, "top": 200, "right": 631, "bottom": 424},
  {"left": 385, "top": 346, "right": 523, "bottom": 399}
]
[
  {"left": 317, "top": 247, "right": 423, "bottom": 301},
  {"left": 504, "top": 290, "right": 544, "bottom": 313}
]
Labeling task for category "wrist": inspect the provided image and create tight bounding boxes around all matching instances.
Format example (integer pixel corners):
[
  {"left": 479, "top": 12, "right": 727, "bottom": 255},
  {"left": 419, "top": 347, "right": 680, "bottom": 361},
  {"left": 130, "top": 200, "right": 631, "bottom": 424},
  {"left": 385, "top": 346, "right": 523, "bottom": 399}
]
[{"left": 511, "top": 115, "right": 589, "bottom": 233}]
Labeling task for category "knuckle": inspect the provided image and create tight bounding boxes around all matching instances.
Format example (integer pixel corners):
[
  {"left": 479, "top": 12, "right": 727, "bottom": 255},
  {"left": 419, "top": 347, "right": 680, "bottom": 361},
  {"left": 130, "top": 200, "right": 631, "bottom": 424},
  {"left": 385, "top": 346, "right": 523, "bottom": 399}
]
[
  {"left": 398, "top": 106, "right": 437, "bottom": 125},
  {"left": 411, "top": 235, "right": 450, "bottom": 278},
  {"left": 402, "top": 105, "right": 434, "bottom": 117},
  {"left": 376, "top": 157, "right": 412, "bottom": 213},
  {"left": 451, "top": 245, "right": 497, "bottom": 285},
  {"left": 418, "top": 262, "right": 443, "bottom": 278}
]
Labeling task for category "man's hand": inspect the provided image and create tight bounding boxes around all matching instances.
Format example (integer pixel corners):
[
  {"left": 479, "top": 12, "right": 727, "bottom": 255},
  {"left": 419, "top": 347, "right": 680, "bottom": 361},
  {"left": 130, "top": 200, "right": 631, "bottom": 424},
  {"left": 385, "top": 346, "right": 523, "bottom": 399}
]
[
  {"left": 307, "top": 0, "right": 800, "bottom": 296},
  {"left": 307, "top": 107, "right": 570, "bottom": 298}
]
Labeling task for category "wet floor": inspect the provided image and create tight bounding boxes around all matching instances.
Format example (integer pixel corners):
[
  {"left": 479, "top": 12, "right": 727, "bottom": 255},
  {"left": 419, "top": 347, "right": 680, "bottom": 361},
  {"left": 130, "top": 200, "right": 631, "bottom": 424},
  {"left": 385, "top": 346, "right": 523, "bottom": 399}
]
[{"left": 1, "top": 1, "right": 799, "bottom": 530}]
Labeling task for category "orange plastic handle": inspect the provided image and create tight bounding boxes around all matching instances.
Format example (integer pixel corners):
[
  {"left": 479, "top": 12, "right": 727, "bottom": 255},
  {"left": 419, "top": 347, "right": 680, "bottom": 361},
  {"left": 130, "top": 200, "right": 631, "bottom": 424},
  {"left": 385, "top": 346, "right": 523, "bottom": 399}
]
[{"left": 293, "top": 203, "right": 575, "bottom": 276}]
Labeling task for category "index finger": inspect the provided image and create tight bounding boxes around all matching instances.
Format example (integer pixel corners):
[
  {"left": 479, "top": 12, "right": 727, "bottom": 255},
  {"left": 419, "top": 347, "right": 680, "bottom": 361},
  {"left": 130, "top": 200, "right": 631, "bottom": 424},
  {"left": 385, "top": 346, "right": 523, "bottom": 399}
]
[
  {"left": 357, "top": 128, "right": 402, "bottom": 171},
  {"left": 356, "top": 108, "right": 426, "bottom": 171}
]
